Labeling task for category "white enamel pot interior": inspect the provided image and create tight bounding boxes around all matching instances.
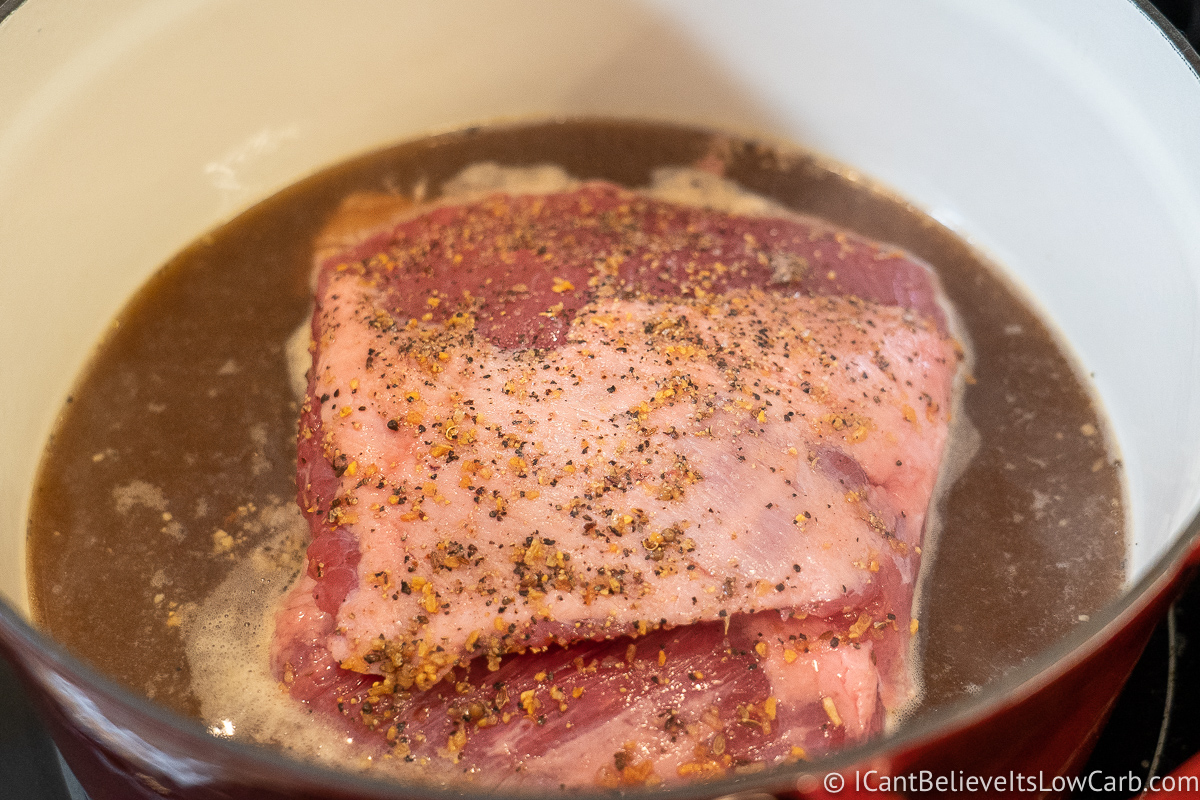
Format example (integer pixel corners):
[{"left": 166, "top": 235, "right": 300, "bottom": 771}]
[{"left": 1, "top": 0, "right": 1200, "bottom": 796}]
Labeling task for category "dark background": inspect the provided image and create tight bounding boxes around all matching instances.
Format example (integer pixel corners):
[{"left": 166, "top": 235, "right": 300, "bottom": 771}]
[{"left": 1, "top": 1, "right": 1199, "bottom": 798}]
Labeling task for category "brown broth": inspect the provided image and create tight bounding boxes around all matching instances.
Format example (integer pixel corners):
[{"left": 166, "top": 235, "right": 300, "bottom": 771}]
[{"left": 26, "top": 119, "right": 1124, "bottom": 726}]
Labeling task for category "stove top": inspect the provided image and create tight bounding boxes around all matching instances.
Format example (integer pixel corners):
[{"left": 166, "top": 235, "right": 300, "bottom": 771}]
[{"left": 1079, "top": 579, "right": 1200, "bottom": 798}]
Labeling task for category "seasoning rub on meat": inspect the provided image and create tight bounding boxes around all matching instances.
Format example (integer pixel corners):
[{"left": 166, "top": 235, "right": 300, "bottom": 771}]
[{"left": 273, "top": 165, "right": 962, "bottom": 789}]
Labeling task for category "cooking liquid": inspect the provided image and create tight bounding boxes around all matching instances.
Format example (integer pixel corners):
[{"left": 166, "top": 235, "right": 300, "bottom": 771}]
[{"left": 26, "top": 120, "right": 1125, "bottom": 758}]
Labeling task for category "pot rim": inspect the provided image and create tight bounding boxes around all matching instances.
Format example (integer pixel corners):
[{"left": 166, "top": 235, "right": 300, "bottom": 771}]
[{"left": 1, "top": 0, "right": 1199, "bottom": 797}]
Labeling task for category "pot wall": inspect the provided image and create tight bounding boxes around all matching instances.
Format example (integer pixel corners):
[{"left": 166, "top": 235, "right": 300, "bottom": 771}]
[{"left": 2, "top": 1, "right": 1200, "bottom": 798}]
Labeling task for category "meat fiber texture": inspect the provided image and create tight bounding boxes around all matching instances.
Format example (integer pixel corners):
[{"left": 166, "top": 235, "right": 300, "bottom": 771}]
[{"left": 273, "top": 165, "right": 961, "bottom": 789}]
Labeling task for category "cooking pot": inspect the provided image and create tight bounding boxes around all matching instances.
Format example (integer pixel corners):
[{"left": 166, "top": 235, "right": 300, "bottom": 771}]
[{"left": 2, "top": 1, "right": 1200, "bottom": 798}]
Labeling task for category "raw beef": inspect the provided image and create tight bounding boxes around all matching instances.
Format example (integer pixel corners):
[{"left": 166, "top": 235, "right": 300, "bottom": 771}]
[{"left": 274, "top": 168, "right": 960, "bottom": 788}]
